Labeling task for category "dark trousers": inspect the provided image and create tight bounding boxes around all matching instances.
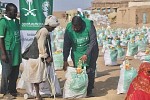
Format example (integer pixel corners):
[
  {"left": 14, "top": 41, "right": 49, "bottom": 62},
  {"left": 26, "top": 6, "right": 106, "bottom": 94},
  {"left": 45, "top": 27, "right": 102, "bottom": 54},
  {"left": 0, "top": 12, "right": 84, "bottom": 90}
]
[
  {"left": 0, "top": 51, "right": 19, "bottom": 94},
  {"left": 87, "top": 48, "right": 99, "bottom": 93}
]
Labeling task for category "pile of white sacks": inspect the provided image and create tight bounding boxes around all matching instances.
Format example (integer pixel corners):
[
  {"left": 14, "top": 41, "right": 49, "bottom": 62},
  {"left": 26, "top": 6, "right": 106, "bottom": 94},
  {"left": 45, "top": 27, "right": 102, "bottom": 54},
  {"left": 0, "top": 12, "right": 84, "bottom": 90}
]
[
  {"left": 96, "top": 26, "right": 150, "bottom": 95},
  {"left": 97, "top": 26, "right": 150, "bottom": 65},
  {"left": 52, "top": 26, "right": 150, "bottom": 69},
  {"left": 51, "top": 27, "right": 65, "bottom": 70},
  {"left": 88, "top": 13, "right": 110, "bottom": 26},
  {"left": 50, "top": 25, "right": 150, "bottom": 96}
]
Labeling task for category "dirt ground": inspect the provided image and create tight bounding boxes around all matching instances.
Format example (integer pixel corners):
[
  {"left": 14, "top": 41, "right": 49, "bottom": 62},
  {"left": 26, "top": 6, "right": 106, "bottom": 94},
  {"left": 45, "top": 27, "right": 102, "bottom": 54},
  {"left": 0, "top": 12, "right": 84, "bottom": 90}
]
[{"left": 0, "top": 46, "right": 142, "bottom": 100}]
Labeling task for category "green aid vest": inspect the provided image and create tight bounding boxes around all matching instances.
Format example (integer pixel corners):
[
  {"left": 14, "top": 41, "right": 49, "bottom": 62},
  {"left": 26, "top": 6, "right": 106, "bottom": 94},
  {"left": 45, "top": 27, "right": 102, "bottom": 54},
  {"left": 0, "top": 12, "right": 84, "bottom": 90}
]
[
  {"left": 66, "top": 19, "right": 91, "bottom": 68},
  {"left": 1, "top": 18, "right": 21, "bottom": 66}
]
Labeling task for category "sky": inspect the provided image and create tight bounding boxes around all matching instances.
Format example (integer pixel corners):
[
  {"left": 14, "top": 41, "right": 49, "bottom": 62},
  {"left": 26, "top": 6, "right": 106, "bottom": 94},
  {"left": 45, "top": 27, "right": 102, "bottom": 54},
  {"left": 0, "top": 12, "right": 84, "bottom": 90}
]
[{"left": 1, "top": 0, "right": 93, "bottom": 11}]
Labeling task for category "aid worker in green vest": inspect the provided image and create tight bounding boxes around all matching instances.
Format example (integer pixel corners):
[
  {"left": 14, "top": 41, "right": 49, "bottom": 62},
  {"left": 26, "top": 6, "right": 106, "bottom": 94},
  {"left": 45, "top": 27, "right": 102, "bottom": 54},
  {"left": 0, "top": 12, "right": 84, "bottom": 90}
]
[
  {"left": 0, "top": 3, "right": 21, "bottom": 99},
  {"left": 63, "top": 16, "right": 99, "bottom": 97}
]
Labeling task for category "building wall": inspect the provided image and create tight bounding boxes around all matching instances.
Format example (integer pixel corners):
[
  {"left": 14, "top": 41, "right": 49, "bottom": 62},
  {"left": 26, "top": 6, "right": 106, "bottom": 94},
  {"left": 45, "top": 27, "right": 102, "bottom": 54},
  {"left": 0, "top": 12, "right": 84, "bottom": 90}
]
[
  {"left": 91, "top": 0, "right": 149, "bottom": 14},
  {"left": 117, "top": 7, "right": 150, "bottom": 26},
  {"left": 91, "top": 2, "right": 128, "bottom": 14},
  {"left": 129, "top": 9, "right": 136, "bottom": 25},
  {"left": 129, "top": 2, "right": 150, "bottom": 7},
  {"left": 136, "top": 8, "right": 150, "bottom": 24},
  {"left": 117, "top": 8, "right": 136, "bottom": 26}
]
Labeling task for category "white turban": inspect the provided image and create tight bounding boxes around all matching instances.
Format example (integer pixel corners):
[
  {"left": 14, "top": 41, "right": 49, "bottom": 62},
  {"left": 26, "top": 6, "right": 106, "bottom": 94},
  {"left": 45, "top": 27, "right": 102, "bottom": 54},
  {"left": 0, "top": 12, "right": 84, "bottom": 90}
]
[
  {"left": 44, "top": 15, "right": 60, "bottom": 27},
  {"left": 77, "top": 8, "right": 83, "bottom": 16},
  {"left": 77, "top": 8, "right": 82, "bottom": 12}
]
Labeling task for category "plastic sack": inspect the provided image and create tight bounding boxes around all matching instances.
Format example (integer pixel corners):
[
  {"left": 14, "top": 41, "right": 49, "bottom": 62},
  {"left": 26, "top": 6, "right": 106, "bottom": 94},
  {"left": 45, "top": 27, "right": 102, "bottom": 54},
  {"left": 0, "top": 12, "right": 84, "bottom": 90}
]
[
  {"left": 116, "top": 46, "right": 125, "bottom": 60},
  {"left": 117, "top": 65, "right": 126, "bottom": 94},
  {"left": 123, "top": 67, "right": 137, "bottom": 91},
  {"left": 54, "top": 39, "right": 64, "bottom": 51},
  {"left": 97, "top": 39, "right": 103, "bottom": 46},
  {"left": 126, "top": 42, "right": 138, "bottom": 56},
  {"left": 143, "top": 55, "right": 150, "bottom": 62},
  {"left": 104, "top": 49, "right": 117, "bottom": 66},
  {"left": 63, "top": 67, "right": 88, "bottom": 99},
  {"left": 109, "top": 48, "right": 118, "bottom": 62},
  {"left": 134, "top": 52, "right": 146, "bottom": 60},
  {"left": 53, "top": 52, "right": 63, "bottom": 70},
  {"left": 137, "top": 40, "right": 147, "bottom": 52},
  {"left": 70, "top": 72, "right": 88, "bottom": 93},
  {"left": 120, "top": 39, "right": 128, "bottom": 47}
]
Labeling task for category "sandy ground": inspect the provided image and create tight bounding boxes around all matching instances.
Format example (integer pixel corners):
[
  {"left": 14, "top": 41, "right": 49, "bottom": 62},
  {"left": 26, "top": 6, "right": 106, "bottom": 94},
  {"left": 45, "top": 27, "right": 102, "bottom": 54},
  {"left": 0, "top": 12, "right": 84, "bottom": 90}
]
[{"left": 0, "top": 46, "right": 142, "bottom": 100}]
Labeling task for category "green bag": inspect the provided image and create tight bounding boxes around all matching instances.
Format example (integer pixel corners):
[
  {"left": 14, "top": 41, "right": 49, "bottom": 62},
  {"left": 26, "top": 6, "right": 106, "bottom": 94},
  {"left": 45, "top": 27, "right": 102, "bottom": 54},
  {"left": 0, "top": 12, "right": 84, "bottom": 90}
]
[
  {"left": 69, "top": 70, "right": 88, "bottom": 93},
  {"left": 137, "top": 40, "right": 147, "bottom": 52},
  {"left": 123, "top": 67, "right": 137, "bottom": 91},
  {"left": 53, "top": 52, "right": 63, "bottom": 70},
  {"left": 69, "top": 61, "right": 88, "bottom": 93},
  {"left": 128, "top": 42, "right": 138, "bottom": 56},
  {"left": 144, "top": 55, "right": 150, "bottom": 62},
  {"left": 109, "top": 48, "right": 118, "bottom": 62},
  {"left": 116, "top": 46, "right": 125, "bottom": 59}
]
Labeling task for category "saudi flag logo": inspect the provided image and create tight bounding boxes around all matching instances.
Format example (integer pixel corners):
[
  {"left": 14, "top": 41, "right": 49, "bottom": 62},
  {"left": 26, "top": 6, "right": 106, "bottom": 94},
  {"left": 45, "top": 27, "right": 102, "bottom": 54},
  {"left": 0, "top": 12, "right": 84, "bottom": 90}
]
[
  {"left": 22, "top": 0, "right": 37, "bottom": 16},
  {"left": 20, "top": 0, "right": 53, "bottom": 30}
]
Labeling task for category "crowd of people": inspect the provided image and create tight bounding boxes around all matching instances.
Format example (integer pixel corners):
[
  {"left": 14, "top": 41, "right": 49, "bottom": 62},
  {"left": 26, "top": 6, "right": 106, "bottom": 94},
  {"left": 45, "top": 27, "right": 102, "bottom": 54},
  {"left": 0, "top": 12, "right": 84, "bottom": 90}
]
[{"left": 0, "top": 3, "right": 150, "bottom": 100}]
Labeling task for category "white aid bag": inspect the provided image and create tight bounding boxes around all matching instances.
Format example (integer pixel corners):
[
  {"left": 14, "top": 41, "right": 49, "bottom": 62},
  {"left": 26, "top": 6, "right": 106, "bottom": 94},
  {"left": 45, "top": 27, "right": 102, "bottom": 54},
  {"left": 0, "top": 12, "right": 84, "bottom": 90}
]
[
  {"left": 104, "top": 49, "right": 117, "bottom": 66},
  {"left": 117, "top": 64, "right": 126, "bottom": 94},
  {"left": 117, "top": 62, "right": 137, "bottom": 94},
  {"left": 63, "top": 66, "right": 88, "bottom": 99}
]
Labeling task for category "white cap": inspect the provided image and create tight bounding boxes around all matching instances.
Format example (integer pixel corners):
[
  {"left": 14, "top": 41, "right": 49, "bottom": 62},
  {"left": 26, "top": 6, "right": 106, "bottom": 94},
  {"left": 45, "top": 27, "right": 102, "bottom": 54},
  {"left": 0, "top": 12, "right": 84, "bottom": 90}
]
[
  {"left": 44, "top": 15, "right": 60, "bottom": 27},
  {"left": 77, "top": 8, "right": 82, "bottom": 12}
]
